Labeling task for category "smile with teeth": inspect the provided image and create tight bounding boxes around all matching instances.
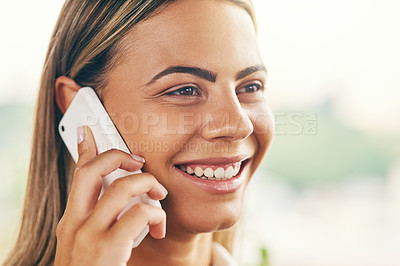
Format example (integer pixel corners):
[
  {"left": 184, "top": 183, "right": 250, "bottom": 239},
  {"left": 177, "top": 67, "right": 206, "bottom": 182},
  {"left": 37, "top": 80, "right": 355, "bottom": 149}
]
[{"left": 177, "top": 162, "right": 242, "bottom": 180}]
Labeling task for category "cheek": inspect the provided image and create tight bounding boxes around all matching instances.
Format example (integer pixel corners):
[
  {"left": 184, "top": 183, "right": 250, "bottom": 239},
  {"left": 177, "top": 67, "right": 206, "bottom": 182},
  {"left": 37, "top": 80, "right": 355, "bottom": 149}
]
[
  {"left": 119, "top": 113, "right": 178, "bottom": 159},
  {"left": 129, "top": 111, "right": 201, "bottom": 153},
  {"left": 250, "top": 101, "right": 274, "bottom": 135},
  {"left": 247, "top": 102, "right": 275, "bottom": 170},
  {"left": 251, "top": 102, "right": 274, "bottom": 145},
  {"left": 116, "top": 108, "right": 202, "bottom": 178}
]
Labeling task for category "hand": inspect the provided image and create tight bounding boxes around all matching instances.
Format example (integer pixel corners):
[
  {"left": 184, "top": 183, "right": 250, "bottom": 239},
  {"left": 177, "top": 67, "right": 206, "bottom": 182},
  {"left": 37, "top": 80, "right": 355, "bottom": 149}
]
[{"left": 54, "top": 126, "right": 167, "bottom": 266}]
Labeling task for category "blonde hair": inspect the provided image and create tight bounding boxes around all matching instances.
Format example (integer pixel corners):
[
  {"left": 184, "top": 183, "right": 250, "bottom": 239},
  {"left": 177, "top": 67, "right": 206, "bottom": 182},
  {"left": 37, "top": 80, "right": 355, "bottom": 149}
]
[{"left": 3, "top": 0, "right": 256, "bottom": 265}]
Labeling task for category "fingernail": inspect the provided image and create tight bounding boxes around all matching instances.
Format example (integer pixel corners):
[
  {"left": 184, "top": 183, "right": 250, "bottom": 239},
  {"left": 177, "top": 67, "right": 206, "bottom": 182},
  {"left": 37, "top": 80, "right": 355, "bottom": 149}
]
[
  {"left": 159, "top": 183, "right": 168, "bottom": 195},
  {"left": 162, "top": 220, "right": 167, "bottom": 238},
  {"left": 77, "top": 126, "right": 85, "bottom": 144},
  {"left": 130, "top": 154, "right": 145, "bottom": 163}
]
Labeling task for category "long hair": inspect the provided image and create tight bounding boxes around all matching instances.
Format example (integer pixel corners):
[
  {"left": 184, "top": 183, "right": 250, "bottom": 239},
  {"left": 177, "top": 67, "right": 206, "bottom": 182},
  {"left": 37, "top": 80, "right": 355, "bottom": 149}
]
[{"left": 3, "top": 1, "right": 256, "bottom": 265}]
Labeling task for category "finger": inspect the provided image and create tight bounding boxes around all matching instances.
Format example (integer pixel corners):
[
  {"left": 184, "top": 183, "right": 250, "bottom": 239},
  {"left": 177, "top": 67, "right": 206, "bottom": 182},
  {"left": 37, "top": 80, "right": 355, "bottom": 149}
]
[
  {"left": 107, "top": 203, "right": 166, "bottom": 242},
  {"left": 87, "top": 173, "right": 167, "bottom": 229},
  {"left": 66, "top": 151, "right": 145, "bottom": 224},
  {"left": 67, "top": 149, "right": 146, "bottom": 215},
  {"left": 61, "top": 125, "right": 99, "bottom": 228},
  {"left": 76, "top": 125, "right": 97, "bottom": 168},
  {"left": 78, "top": 148, "right": 145, "bottom": 180}
]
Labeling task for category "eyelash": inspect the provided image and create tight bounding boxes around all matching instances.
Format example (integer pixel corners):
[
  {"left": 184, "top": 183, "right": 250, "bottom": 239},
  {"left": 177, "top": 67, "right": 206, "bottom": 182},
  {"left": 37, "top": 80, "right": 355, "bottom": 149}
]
[
  {"left": 236, "top": 83, "right": 265, "bottom": 94},
  {"left": 165, "top": 85, "right": 201, "bottom": 97},
  {"left": 165, "top": 82, "right": 264, "bottom": 97}
]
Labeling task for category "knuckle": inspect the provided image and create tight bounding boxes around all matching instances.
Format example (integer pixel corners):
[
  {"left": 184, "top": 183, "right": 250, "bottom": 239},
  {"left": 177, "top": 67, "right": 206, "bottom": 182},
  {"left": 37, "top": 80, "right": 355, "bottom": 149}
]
[
  {"left": 73, "top": 165, "right": 88, "bottom": 179},
  {"left": 154, "top": 206, "right": 166, "bottom": 221},
  {"left": 131, "top": 203, "right": 149, "bottom": 215},
  {"left": 108, "top": 177, "right": 129, "bottom": 192},
  {"left": 71, "top": 237, "right": 103, "bottom": 263},
  {"left": 104, "top": 149, "right": 132, "bottom": 163},
  {"left": 139, "top": 172, "right": 157, "bottom": 185},
  {"left": 107, "top": 148, "right": 124, "bottom": 157},
  {"left": 55, "top": 219, "right": 65, "bottom": 239},
  {"left": 107, "top": 148, "right": 136, "bottom": 163},
  {"left": 72, "top": 228, "right": 107, "bottom": 258},
  {"left": 79, "top": 140, "right": 90, "bottom": 154},
  {"left": 74, "top": 227, "right": 91, "bottom": 246},
  {"left": 148, "top": 174, "right": 161, "bottom": 188},
  {"left": 56, "top": 216, "right": 74, "bottom": 240},
  {"left": 89, "top": 236, "right": 108, "bottom": 255},
  {"left": 139, "top": 172, "right": 153, "bottom": 179}
]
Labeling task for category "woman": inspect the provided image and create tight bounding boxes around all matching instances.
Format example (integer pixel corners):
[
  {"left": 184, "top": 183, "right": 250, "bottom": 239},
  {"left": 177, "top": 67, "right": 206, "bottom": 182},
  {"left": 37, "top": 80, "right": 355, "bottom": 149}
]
[{"left": 4, "top": 0, "right": 274, "bottom": 265}]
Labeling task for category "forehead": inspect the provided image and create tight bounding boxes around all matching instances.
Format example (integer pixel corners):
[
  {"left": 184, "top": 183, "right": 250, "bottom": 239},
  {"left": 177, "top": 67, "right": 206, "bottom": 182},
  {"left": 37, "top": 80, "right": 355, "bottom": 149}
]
[{"left": 117, "top": 0, "right": 261, "bottom": 77}]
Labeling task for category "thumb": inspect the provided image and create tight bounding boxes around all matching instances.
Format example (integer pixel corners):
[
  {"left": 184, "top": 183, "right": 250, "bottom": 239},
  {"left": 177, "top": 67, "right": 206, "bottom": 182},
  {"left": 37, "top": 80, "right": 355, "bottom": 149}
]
[{"left": 76, "top": 125, "right": 97, "bottom": 168}]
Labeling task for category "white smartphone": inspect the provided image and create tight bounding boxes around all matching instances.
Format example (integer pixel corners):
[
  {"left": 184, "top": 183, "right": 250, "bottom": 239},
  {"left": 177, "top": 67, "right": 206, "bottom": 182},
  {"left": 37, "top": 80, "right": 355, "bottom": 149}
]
[{"left": 58, "top": 87, "right": 161, "bottom": 248}]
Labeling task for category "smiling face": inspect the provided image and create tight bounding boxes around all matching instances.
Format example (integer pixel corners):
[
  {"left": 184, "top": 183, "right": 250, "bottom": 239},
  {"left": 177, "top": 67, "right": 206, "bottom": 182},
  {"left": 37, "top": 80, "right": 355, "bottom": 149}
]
[{"left": 101, "top": 0, "right": 274, "bottom": 234}]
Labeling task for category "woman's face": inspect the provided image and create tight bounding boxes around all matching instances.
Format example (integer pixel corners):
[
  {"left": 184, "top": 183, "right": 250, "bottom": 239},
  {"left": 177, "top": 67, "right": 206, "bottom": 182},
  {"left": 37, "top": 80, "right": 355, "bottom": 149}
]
[{"left": 101, "top": 0, "right": 274, "bottom": 234}]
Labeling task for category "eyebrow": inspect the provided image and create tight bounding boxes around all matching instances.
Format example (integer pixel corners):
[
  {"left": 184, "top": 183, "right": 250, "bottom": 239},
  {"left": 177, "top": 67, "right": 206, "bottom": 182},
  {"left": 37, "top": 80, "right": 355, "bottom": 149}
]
[
  {"left": 146, "top": 64, "right": 267, "bottom": 85},
  {"left": 235, "top": 65, "right": 267, "bottom": 80},
  {"left": 146, "top": 66, "right": 217, "bottom": 85}
]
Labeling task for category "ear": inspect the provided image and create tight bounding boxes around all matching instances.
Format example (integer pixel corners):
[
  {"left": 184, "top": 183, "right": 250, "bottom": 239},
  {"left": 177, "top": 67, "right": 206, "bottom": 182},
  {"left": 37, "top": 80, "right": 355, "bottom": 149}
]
[{"left": 55, "top": 76, "right": 81, "bottom": 114}]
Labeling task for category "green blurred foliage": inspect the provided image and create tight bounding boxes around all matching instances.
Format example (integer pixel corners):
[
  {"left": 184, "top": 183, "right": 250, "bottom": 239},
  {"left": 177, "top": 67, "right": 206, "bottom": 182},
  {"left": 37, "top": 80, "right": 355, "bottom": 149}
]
[
  {"left": 260, "top": 246, "right": 269, "bottom": 266},
  {"left": 263, "top": 105, "right": 400, "bottom": 187}
]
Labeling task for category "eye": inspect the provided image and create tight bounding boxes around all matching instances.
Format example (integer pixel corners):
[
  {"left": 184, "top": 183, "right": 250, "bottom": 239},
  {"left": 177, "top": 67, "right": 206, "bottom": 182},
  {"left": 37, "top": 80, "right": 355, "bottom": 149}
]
[
  {"left": 236, "top": 83, "right": 264, "bottom": 94},
  {"left": 165, "top": 85, "right": 201, "bottom": 96}
]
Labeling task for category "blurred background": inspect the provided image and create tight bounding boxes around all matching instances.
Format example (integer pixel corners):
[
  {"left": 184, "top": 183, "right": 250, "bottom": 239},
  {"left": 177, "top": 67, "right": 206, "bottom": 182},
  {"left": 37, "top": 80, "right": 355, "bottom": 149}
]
[{"left": 1, "top": 0, "right": 399, "bottom": 265}]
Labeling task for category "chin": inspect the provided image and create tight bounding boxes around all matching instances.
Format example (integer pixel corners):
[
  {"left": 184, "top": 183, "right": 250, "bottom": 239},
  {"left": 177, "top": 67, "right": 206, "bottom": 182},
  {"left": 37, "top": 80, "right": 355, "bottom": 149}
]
[
  {"left": 183, "top": 209, "right": 242, "bottom": 234},
  {"left": 164, "top": 185, "right": 246, "bottom": 234}
]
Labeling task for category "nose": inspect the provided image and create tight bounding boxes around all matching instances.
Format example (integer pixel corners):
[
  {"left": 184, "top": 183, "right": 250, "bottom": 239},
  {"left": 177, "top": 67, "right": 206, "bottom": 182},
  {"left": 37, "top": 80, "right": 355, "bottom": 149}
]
[{"left": 200, "top": 92, "right": 254, "bottom": 142}]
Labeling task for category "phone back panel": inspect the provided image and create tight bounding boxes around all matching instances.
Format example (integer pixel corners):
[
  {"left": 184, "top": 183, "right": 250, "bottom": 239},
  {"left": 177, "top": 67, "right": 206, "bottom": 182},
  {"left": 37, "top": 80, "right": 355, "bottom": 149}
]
[{"left": 58, "top": 87, "right": 130, "bottom": 162}]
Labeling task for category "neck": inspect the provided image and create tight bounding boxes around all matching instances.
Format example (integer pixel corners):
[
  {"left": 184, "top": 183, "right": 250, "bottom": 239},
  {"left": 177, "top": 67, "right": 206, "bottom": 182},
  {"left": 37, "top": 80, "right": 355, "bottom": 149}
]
[{"left": 128, "top": 231, "right": 213, "bottom": 266}]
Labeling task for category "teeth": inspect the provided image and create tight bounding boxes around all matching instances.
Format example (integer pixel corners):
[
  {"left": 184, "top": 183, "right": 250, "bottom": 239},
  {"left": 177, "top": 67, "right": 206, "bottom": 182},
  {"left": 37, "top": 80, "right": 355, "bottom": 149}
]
[
  {"left": 178, "top": 162, "right": 243, "bottom": 180},
  {"left": 187, "top": 166, "right": 194, "bottom": 174},
  {"left": 215, "top": 167, "right": 225, "bottom": 180},
  {"left": 233, "top": 165, "right": 240, "bottom": 176},
  {"left": 194, "top": 167, "right": 204, "bottom": 177},
  {"left": 204, "top": 168, "right": 214, "bottom": 178},
  {"left": 225, "top": 166, "right": 234, "bottom": 179}
]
